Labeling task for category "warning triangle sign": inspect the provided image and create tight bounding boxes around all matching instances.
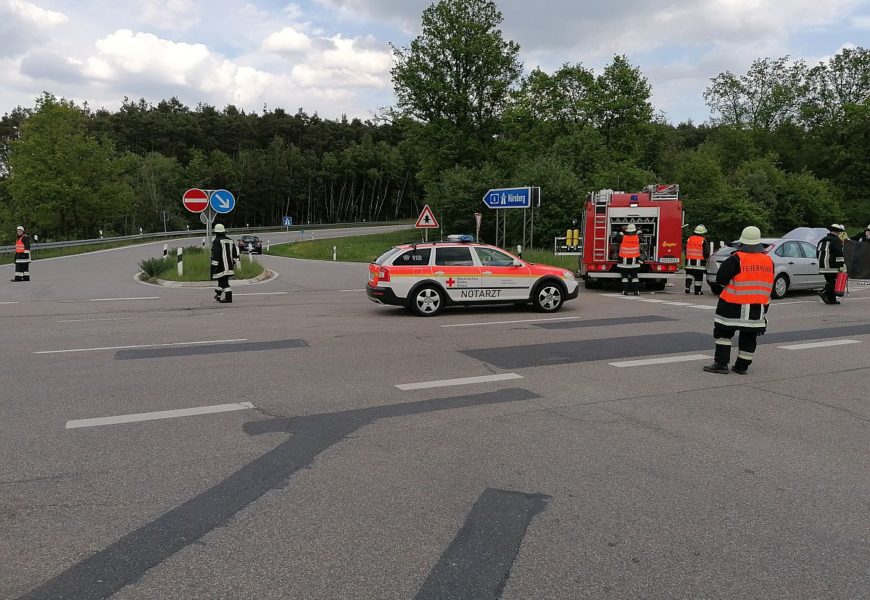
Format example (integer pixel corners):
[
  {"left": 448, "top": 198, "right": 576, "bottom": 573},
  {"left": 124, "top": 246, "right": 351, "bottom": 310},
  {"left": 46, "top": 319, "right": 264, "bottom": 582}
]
[{"left": 415, "top": 204, "right": 439, "bottom": 228}]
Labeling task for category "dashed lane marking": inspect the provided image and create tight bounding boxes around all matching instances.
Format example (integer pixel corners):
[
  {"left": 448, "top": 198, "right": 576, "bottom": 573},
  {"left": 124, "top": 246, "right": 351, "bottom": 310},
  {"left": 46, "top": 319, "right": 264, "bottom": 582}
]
[
  {"left": 57, "top": 317, "right": 135, "bottom": 323},
  {"left": 89, "top": 296, "right": 160, "bottom": 302},
  {"left": 778, "top": 339, "right": 861, "bottom": 350},
  {"left": 442, "top": 316, "right": 580, "bottom": 328},
  {"left": 338, "top": 289, "right": 365, "bottom": 292},
  {"left": 34, "top": 338, "right": 248, "bottom": 355},
  {"left": 0, "top": 301, "right": 19, "bottom": 305},
  {"left": 609, "top": 354, "right": 711, "bottom": 368},
  {"left": 598, "top": 293, "right": 715, "bottom": 310},
  {"left": 234, "top": 291, "right": 287, "bottom": 296},
  {"left": 396, "top": 373, "right": 524, "bottom": 391},
  {"left": 66, "top": 402, "right": 255, "bottom": 429}
]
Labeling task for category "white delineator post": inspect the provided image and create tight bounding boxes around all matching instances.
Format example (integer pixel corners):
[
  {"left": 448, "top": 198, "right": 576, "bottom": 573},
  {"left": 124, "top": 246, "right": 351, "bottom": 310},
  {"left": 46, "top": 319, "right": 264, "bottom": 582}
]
[
  {"left": 163, "top": 243, "right": 168, "bottom": 258},
  {"left": 248, "top": 243, "right": 253, "bottom": 263},
  {"left": 333, "top": 246, "right": 337, "bottom": 261},
  {"left": 266, "top": 240, "right": 270, "bottom": 251},
  {"left": 177, "top": 247, "right": 183, "bottom": 277}
]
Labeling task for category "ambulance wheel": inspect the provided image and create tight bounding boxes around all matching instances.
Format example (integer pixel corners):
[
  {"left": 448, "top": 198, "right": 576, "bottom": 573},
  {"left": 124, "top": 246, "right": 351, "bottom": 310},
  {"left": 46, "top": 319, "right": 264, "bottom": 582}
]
[
  {"left": 410, "top": 285, "right": 444, "bottom": 316},
  {"left": 533, "top": 281, "right": 565, "bottom": 312},
  {"left": 771, "top": 274, "right": 789, "bottom": 299}
]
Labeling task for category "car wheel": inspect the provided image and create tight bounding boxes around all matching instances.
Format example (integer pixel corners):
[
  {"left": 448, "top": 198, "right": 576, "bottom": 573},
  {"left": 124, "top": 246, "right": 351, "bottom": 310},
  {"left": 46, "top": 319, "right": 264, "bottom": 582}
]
[
  {"left": 410, "top": 285, "right": 444, "bottom": 316},
  {"left": 771, "top": 274, "right": 789, "bottom": 299},
  {"left": 533, "top": 281, "right": 565, "bottom": 312}
]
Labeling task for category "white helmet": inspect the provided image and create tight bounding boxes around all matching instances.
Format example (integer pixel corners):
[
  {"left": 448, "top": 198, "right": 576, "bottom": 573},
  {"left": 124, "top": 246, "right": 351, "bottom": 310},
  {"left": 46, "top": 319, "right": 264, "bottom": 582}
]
[
  {"left": 625, "top": 224, "right": 637, "bottom": 233},
  {"left": 829, "top": 223, "right": 845, "bottom": 232},
  {"left": 214, "top": 224, "right": 226, "bottom": 233},
  {"left": 738, "top": 226, "right": 762, "bottom": 246},
  {"left": 16, "top": 225, "right": 24, "bottom": 231},
  {"left": 694, "top": 225, "right": 707, "bottom": 235}
]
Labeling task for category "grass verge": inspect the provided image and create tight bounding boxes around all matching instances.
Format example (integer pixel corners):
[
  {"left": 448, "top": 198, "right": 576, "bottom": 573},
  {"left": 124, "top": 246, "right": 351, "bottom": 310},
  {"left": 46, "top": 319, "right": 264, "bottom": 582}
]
[
  {"left": 153, "top": 246, "right": 265, "bottom": 282},
  {"left": 268, "top": 229, "right": 582, "bottom": 270}
]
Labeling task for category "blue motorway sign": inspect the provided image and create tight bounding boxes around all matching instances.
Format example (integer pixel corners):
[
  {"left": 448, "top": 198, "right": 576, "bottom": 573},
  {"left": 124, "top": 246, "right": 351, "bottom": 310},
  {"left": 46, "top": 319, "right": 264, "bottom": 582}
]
[
  {"left": 282, "top": 216, "right": 293, "bottom": 226},
  {"left": 210, "top": 189, "right": 236, "bottom": 214},
  {"left": 483, "top": 187, "right": 531, "bottom": 209}
]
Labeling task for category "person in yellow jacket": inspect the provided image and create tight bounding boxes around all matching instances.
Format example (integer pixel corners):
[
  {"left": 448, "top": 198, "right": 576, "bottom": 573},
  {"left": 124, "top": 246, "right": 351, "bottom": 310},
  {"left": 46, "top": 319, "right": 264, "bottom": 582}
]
[
  {"left": 684, "top": 225, "right": 710, "bottom": 295},
  {"left": 617, "top": 224, "right": 641, "bottom": 295},
  {"left": 703, "top": 226, "right": 774, "bottom": 375}
]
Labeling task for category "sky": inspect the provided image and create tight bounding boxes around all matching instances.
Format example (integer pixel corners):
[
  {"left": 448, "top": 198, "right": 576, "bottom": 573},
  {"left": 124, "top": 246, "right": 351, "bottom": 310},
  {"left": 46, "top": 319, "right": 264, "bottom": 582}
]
[{"left": 1, "top": 0, "right": 868, "bottom": 124}]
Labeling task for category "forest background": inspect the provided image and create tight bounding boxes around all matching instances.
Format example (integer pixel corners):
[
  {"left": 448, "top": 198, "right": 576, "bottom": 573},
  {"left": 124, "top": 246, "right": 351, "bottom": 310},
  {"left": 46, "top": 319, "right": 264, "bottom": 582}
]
[{"left": 0, "top": 0, "right": 866, "bottom": 246}]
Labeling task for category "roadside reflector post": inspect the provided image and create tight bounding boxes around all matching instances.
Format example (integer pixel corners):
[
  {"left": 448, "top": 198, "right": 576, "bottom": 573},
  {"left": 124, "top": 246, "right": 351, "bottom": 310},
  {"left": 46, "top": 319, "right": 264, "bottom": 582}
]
[
  {"left": 139, "top": 227, "right": 143, "bottom": 236},
  {"left": 266, "top": 240, "right": 270, "bottom": 251},
  {"left": 202, "top": 238, "right": 206, "bottom": 248},
  {"left": 517, "top": 245, "right": 523, "bottom": 258},
  {"left": 247, "top": 243, "right": 253, "bottom": 262},
  {"left": 163, "top": 243, "right": 168, "bottom": 258},
  {"left": 333, "top": 246, "right": 337, "bottom": 261},
  {"left": 177, "top": 247, "right": 183, "bottom": 277},
  {"left": 99, "top": 230, "right": 103, "bottom": 239}
]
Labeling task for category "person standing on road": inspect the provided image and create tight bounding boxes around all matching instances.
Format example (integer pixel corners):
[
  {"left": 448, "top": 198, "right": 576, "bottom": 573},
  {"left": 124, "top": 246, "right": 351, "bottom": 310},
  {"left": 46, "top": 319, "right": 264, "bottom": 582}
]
[
  {"left": 211, "top": 224, "right": 239, "bottom": 304},
  {"left": 817, "top": 224, "right": 846, "bottom": 305},
  {"left": 684, "top": 225, "right": 710, "bottom": 295},
  {"left": 703, "top": 226, "right": 774, "bottom": 375},
  {"left": 11, "top": 225, "right": 31, "bottom": 282},
  {"left": 618, "top": 223, "right": 641, "bottom": 296}
]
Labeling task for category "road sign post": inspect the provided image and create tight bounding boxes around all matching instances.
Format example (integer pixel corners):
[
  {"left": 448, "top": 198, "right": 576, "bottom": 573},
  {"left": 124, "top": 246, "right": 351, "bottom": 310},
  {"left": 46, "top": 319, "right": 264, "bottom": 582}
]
[{"left": 415, "top": 204, "right": 439, "bottom": 242}]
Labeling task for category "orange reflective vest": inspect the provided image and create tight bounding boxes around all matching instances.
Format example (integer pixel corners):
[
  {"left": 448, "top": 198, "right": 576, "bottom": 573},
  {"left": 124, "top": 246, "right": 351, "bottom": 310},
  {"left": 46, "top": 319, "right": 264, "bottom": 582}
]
[
  {"left": 719, "top": 252, "right": 774, "bottom": 305},
  {"left": 16, "top": 238, "right": 26, "bottom": 254},
  {"left": 686, "top": 235, "right": 705, "bottom": 261},
  {"left": 618, "top": 234, "right": 640, "bottom": 259}
]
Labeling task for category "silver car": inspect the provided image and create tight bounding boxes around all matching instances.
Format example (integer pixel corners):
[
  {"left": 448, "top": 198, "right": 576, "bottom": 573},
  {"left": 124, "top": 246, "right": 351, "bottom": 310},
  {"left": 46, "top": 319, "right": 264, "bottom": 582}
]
[{"left": 706, "top": 238, "right": 826, "bottom": 299}]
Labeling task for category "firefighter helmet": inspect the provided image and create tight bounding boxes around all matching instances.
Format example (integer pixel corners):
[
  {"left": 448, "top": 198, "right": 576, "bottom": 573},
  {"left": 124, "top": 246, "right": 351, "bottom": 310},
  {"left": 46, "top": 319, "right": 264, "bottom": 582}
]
[
  {"left": 16, "top": 225, "right": 24, "bottom": 231},
  {"left": 738, "top": 226, "right": 761, "bottom": 246},
  {"left": 829, "top": 223, "right": 845, "bottom": 232},
  {"left": 694, "top": 225, "right": 707, "bottom": 235},
  {"left": 625, "top": 224, "right": 637, "bottom": 233},
  {"left": 214, "top": 224, "right": 226, "bottom": 233}
]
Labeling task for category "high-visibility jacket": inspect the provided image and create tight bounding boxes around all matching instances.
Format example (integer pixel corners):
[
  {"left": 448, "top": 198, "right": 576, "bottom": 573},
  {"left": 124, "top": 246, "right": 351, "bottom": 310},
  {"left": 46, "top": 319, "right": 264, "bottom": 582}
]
[
  {"left": 14, "top": 235, "right": 31, "bottom": 263},
  {"left": 618, "top": 234, "right": 640, "bottom": 259},
  {"left": 719, "top": 252, "right": 774, "bottom": 305},
  {"left": 685, "top": 235, "right": 706, "bottom": 261}
]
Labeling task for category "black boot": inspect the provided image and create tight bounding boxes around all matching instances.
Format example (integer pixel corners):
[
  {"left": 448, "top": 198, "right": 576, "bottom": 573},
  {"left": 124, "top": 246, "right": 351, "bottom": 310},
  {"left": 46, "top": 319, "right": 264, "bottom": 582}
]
[
  {"left": 219, "top": 291, "right": 233, "bottom": 304},
  {"left": 694, "top": 289, "right": 703, "bottom": 295},
  {"left": 703, "top": 363, "right": 730, "bottom": 374}
]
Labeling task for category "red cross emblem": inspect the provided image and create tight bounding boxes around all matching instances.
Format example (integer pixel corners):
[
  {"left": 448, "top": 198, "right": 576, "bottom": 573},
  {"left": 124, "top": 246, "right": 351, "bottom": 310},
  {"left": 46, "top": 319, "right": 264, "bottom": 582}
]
[{"left": 445, "top": 277, "right": 456, "bottom": 287}]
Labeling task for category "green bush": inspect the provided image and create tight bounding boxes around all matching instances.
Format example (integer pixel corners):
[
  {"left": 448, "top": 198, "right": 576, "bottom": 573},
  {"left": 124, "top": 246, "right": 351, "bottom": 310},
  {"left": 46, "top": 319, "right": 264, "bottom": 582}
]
[{"left": 139, "top": 256, "right": 175, "bottom": 278}]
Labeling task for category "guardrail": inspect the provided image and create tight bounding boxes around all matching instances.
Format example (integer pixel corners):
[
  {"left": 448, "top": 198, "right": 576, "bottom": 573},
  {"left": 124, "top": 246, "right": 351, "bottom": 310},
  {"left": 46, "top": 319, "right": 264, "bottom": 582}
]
[{"left": 0, "top": 221, "right": 413, "bottom": 255}]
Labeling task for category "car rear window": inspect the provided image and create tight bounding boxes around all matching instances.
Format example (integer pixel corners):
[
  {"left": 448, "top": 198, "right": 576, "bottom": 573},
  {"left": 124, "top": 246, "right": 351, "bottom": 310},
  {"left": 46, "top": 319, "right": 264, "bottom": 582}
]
[
  {"left": 374, "top": 247, "right": 402, "bottom": 265},
  {"left": 392, "top": 248, "right": 431, "bottom": 266}
]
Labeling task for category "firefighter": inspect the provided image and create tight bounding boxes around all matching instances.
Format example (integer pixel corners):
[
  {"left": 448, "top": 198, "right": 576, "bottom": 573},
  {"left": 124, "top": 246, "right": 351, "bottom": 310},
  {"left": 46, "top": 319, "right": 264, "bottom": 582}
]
[
  {"left": 11, "top": 225, "right": 31, "bottom": 282},
  {"left": 618, "top": 223, "right": 641, "bottom": 295},
  {"left": 703, "top": 226, "right": 774, "bottom": 375},
  {"left": 816, "top": 224, "right": 846, "bottom": 305},
  {"left": 211, "top": 224, "right": 239, "bottom": 303},
  {"left": 684, "top": 225, "right": 709, "bottom": 295}
]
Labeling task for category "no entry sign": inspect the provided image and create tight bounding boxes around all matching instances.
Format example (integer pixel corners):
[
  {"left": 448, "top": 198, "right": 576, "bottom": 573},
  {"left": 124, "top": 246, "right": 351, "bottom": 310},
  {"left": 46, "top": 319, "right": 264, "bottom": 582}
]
[{"left": 182, "top": 188, "right": 209, "bottom": 213}]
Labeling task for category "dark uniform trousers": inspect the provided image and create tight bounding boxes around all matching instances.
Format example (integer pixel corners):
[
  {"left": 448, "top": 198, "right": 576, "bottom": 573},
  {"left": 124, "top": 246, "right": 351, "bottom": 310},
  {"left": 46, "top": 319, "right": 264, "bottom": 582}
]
[
  {"left": 713, "top": 323, "right": 757, "bottom": 372},
  {"left": 619, "top": 257, "right": 640, "bottom": 294}
]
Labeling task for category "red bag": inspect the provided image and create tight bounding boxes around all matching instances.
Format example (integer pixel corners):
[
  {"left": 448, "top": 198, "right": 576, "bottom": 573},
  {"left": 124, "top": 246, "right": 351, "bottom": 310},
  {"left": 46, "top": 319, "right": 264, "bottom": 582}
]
[{"left": 834, "top": 271, "right": 848, "bottom": 297}]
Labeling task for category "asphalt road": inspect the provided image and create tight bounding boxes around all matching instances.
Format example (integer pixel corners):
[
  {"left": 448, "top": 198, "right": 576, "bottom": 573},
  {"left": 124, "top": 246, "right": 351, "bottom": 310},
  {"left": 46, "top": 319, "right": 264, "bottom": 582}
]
[{"left": 1, "top": 231, "right": 867, "bottom": 600}]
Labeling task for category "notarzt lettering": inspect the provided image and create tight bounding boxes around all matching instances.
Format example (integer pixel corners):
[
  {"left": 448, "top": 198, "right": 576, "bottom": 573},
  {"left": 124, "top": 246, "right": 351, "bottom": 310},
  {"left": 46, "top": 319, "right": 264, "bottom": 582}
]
[{"left": 460, "top": 290, "right": 501, "bottom": 299}]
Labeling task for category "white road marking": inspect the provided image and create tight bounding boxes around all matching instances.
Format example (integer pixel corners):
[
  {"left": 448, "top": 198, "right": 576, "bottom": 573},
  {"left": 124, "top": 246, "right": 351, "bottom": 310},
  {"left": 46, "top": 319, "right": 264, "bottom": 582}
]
[
  {"left": 637, "top": 299, "right": 668, "bottom": 303},
  {"left": 396, "top": 373, "right": 524, "bottom": 390},
  {"left": 778, "top": 340, "right": 861, "bottom": 350},
  {"left": 609, "top": 354, "right": 711, "bottom": 368},
  {"left": 338, "top": 289, "right": 364, "bottom": 292},
  {"left": 596, "top": 293, "right": 715, "bottom": 310},
  {"left": 774, "top": 300, "right": 818, "bottom": 305},
  {"left": 663, "top": 301, "right": 695, "bottom": 306},
  {"left": 442, "top": 316, "right": 580, "bottom": 328},
  {"left": 234, "top": 291, "right": 287, "bottom": 296},
  {"left": 0, "top": 301, "right": 19, "bottom": 305},
  {"left": 34, "top": 338, "right": 247, "bottom": 355},
  {"left": 57, "top": 317, "right": 134, "bottom": 323},
  {"left": 66, "top": 402, "right": 255, "bottom": 429},
  {"left": 89, "top": 296, "right": 160, "bottom": 302}
]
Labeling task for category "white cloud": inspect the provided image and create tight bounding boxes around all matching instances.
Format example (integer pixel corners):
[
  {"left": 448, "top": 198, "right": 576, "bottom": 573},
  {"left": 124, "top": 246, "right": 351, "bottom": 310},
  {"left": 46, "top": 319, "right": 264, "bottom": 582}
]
[
  {"left": 0, "top": 0, "right": 68, "bottom": 57},
  {"left": 262, "top": 26, "right": 312, "bottom": 54},
  {"left": 138, "top": 0, "right": 199, "bottom": 30}
]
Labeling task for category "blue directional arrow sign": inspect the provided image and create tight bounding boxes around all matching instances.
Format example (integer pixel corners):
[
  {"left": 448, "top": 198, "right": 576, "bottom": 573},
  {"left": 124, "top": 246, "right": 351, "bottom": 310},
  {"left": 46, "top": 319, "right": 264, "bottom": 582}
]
[
  {"left": 482, "top": 187, "right": 531, "bottom": 209},
  {"left": 210, "top": 189, "right": 236, "bottom": 214},
  {"left": 282, "top": 216, "right": 293, "bottom": 226}
]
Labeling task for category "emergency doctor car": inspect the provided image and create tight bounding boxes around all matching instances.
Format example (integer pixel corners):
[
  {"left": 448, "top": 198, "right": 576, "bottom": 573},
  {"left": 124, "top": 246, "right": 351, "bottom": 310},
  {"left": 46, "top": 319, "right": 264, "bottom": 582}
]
[{"left": 367, "top": 235, "right": 580, "bottom": 316}]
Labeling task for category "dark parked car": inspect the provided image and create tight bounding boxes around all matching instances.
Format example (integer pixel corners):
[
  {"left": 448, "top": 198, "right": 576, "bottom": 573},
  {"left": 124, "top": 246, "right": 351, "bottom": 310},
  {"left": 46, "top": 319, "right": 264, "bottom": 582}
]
[{"left": 238, "top": 235, "right": 263, "bottom": 254}]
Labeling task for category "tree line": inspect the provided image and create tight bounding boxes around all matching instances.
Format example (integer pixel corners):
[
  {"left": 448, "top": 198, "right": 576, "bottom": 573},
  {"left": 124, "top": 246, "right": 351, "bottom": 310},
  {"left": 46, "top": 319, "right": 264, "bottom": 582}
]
[{"left": 0, "top": 0, "right": 867, "bottom": 246}]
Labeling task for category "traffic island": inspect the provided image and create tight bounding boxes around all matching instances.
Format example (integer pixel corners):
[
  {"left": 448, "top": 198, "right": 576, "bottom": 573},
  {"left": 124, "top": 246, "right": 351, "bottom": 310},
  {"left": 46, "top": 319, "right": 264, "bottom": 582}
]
[{"left": 136, "top": 245, "right": 274, "bottom": 287}]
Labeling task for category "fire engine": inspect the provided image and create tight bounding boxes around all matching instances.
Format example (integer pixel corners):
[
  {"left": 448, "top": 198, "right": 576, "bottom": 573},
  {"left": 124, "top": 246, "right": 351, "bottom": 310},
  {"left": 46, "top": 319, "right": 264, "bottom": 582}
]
[{"left": 556, "top": 184, "right": 684, "bottom": 290}]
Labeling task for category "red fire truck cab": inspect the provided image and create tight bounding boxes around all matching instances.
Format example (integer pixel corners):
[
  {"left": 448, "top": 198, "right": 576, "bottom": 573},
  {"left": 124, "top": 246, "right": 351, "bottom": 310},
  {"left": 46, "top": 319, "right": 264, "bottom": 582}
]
[{"left": 565, "top": 185, "right": 684, "bottom": 290}]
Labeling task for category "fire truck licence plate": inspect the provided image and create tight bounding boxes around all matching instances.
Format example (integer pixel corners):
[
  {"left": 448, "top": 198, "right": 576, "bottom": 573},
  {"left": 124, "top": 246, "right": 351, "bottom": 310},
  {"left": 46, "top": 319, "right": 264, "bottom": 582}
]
[{"left": 659, "top": 257, "right": 679, "bottom": 264}]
